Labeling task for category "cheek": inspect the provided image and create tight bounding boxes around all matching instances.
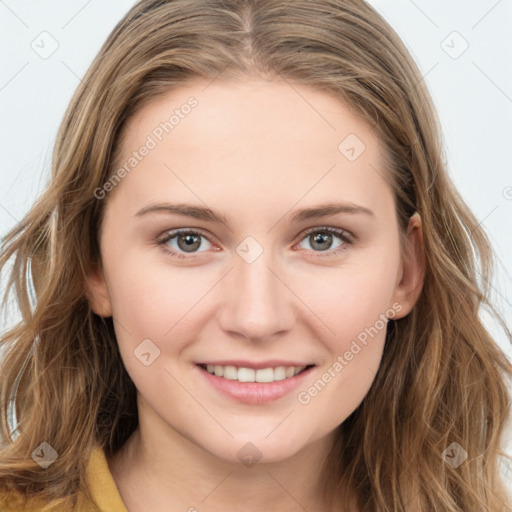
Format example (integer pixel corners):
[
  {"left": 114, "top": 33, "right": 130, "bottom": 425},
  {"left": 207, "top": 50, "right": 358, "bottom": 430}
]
[
  {"left": 105, "top": 265, "right": 198, "bottom": 402},
  {"left": 295, "top": 251, "right": 399, "bottom": 344},
  {"left": 106, "top": 248, "right": 208, "bottom": 332},
  {"left": 104, "top": 252, "right": 216, "bottom": 377},
  {"left": 292, "top": 252, "right": 399, "bottom": 412},
  {"left": 296, "top": 273, "right": 395, "bottom": 423}
]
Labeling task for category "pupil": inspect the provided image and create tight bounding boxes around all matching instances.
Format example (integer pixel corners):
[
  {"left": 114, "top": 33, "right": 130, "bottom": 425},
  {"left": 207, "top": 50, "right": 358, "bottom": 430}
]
[
  {"left": 179, "top": 233, "right": 200, "bottom": 252},
  {"left": 312, "top": 232, "right": 332, "bottom": 251}
]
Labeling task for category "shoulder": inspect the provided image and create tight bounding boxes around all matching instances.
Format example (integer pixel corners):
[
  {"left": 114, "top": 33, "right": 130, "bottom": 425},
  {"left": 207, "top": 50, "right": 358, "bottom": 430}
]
[
  {"left": 0, "top": 445, "right": 126, "bottom": 511},
  {"left": 0, "top": 487, "right": 61, "bottom": 511}
]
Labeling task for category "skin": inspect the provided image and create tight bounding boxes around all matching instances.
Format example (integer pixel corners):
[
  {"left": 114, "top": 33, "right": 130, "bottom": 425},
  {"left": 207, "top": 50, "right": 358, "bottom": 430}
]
[{"left": 86, "top": 77, "right": 425, "bottom": 512}]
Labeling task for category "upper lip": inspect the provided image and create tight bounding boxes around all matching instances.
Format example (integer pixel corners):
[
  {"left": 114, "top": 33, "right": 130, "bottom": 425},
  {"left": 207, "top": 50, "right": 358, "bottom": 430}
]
[{"left": 197, "top": 360, "right": 315, "bottom": 370}]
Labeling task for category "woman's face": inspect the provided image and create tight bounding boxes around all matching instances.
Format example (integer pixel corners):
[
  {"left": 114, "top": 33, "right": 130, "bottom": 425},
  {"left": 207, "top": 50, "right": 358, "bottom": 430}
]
[{"left": 87, "top": 78, "right": 423, "bottom": 464}]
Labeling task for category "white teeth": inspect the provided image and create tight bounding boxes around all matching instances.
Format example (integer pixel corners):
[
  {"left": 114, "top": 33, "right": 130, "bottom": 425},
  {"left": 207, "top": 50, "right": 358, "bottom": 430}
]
[
  {"left": 203, "top": 364, "right": 308, "bottom": 382},
  {"left": 223, "top": 365, "right": 238, "bottom": 380},
  {"left": 238, "top": 367, "right": 255, "bottom": 382},
  {"left": 273, "top": 366, "right": 287, "bottom": 381},
  {"left": 255, "top": 367, "right": 274, "bottom": 383},
  {"left": 285, "top": 366, "right": 296, "bottom": 378}
]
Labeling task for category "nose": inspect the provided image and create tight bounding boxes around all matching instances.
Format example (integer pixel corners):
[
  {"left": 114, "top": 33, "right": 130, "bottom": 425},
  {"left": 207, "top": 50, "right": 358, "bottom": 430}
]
[{"left": 217, "top": 250, "right": 295, "bottom": 342}]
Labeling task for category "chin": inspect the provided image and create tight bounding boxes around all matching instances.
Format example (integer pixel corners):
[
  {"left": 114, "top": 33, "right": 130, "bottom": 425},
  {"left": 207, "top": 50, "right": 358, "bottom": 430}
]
[{"left": 198, "top": 434, "right": 308, "bottom": 467}]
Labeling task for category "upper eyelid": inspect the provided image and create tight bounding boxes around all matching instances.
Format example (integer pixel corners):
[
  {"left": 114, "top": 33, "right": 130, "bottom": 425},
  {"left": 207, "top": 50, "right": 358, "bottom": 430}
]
[{"left": 301, "top": 225, "right": 354, "bottom": 241}]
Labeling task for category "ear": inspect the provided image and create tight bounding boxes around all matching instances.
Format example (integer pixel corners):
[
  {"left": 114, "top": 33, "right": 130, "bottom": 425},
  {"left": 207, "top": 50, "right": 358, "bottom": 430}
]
[
  {"left": 390, "top": 212, "right": 425, "bottom": 319},
  {"left": 85, "top": 263, "right": 113, "bottom": 318}
]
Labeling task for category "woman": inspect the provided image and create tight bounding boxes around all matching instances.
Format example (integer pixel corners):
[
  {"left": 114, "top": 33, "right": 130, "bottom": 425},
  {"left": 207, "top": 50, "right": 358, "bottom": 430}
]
[{"left": 1, "top": 0, "right": 511, "bottom": 510}]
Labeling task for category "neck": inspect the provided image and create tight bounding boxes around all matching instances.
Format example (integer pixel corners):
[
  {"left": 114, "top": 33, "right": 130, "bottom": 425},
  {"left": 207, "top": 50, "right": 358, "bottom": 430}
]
[{"left": 107, "top": 416, "right": 358, "bottom": 512}]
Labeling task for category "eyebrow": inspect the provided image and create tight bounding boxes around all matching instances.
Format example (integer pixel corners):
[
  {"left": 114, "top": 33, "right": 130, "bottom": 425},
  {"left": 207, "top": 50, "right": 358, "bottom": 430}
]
[{"left": 134, "top": 201, "right": 375, "bottom": 224}]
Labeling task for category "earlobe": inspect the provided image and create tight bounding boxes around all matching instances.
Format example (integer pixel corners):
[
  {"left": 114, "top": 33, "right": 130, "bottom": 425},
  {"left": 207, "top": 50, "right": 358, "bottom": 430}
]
[
  {"left": 391, "top": 212, "right": 426, "bottom": 320},
  {"left": 85, "top": 263, "right": 113, "bottom": 318}
]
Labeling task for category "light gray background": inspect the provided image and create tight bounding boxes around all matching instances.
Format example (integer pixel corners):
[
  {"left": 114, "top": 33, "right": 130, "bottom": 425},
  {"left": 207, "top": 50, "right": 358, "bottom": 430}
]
[{"left": 1, "top": 0, "right": 511, "bottom": 489}]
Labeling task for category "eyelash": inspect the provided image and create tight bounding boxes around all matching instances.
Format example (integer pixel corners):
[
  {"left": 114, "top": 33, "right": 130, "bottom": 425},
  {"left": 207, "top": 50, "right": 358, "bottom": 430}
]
[{"left": 157, "top": 226, "right": 354, "bottom": 260}]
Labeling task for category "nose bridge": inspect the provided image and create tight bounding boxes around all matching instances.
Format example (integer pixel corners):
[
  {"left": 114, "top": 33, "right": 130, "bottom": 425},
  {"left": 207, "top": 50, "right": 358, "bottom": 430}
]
[{"left": 219, "top": 243, "right": 293, "bottom": 340}]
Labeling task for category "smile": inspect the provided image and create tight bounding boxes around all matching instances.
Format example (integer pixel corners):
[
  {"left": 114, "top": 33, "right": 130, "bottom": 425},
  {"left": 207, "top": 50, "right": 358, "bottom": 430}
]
[{"left": 196, "top": 363, "right": 316, "bottom": 404}]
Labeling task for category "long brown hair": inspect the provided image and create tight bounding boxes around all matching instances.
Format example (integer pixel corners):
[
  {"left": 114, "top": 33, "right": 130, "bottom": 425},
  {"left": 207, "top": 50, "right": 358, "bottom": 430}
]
[{"left": 1, "top": 1, "right": 511, "bottom": 510}]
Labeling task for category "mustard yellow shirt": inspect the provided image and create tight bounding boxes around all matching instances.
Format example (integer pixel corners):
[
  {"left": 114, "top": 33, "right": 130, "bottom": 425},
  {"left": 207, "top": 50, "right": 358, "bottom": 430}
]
[{"left": 0, "top": 445, "right": 128, "bottom": 511}]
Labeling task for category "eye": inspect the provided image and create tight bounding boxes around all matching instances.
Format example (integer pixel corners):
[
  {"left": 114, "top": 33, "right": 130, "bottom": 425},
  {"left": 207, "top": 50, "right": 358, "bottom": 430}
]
[
  {"left": 157, "top": 226, "right": 354, "bottom": 260},
  {"left": 157, "top": 228, "right": 213, "bottom": 259},
  {"left": 296, "top": 226, "right": 353, "bottom": 257}
]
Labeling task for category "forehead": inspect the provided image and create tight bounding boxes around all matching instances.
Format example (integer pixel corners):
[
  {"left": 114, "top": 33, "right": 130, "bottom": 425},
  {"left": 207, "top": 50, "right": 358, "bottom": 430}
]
[
  {"left": 119, "top": 77, "right": 379, "bottom": 158},
  {"left": 109, "top": 78, "right": 393, "bottom": 223}
]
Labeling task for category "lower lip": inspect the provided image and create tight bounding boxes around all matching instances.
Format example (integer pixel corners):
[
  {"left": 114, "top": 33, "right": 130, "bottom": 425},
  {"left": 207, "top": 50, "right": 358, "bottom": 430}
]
[{"left": 196, "top": 364, "right": 315, "bottom": 405}]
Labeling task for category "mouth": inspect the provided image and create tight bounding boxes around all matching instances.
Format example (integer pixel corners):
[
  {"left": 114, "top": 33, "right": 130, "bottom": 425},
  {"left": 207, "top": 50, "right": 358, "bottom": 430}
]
[
  {"left": 197, "top": 363, "right": 315, "bottom": 383},
  {"left": 196, "top": 362, "right": 316, "bottom": 404}
]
